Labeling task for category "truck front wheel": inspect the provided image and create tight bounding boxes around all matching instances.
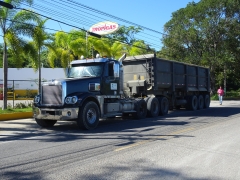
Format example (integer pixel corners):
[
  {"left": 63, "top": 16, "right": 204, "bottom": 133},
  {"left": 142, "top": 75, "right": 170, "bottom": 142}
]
[
  {"left": 77, "top": 101, "right": 100, "bottom": 130},
  {"left": 134, "top": 99, "right": 147, "bottom": 119},
  {"left": 35, "top": 119, "right": 57, "bottom": 128}
]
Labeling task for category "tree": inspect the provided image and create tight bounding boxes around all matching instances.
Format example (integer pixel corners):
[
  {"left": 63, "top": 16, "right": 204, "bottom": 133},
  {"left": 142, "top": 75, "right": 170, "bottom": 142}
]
[
  {"left": 0, "top": 0, "right": 40, "bottom": 109},
  {"left": 88, "top": 37, "right": 125, "bottom": 59},
  {"left": 48, "top": 26, "right": 152, "bottom": 65},
  {"left": 160, "top": 0, "right": 240, "bottom": 92},
  {"left": 48, "top": 30, "right": 86, "bottom": 68},
  {"left": 107, "top": 25, "right": 142, "bottom": 44},
  {"left": 0, "top": 43, "right": 3, "bottom": 67},
  {"left": 89, "top": 25, "right": 153, "bottom": 58},
  {"left": 128, "top": 40, "right": 152, "bottom": 56},
  {"left": 24, "top": 18, "right": 53, "bottom": 94}
]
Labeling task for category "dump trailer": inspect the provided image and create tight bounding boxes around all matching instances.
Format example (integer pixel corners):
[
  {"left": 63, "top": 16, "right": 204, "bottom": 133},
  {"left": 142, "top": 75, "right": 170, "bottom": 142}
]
[
  {"left": 33, "top": 53, "right": 210, "bottom": 130},
  {"left": 123, "top": 54, "right": 210, "bottom": 114}
]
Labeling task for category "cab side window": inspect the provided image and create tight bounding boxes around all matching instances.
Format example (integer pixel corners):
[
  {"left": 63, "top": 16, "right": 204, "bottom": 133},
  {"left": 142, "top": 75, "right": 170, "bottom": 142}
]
[{"left": 108, "top": 63, "right": 114, "bottom": 76}]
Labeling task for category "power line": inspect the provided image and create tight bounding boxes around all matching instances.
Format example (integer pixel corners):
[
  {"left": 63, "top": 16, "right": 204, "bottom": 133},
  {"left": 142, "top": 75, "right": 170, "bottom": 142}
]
[
  {"left": 1, "top": 17, "right": 156, "bottom": 52},
  {"left": 50, "top": 0, "right": 165, "bottom": 40},
  {"left": 66, "top": 0, "right": 167, "bottom": 36},
  {"left": 22, "top": 0, "right": 163, "bottom": 49}
]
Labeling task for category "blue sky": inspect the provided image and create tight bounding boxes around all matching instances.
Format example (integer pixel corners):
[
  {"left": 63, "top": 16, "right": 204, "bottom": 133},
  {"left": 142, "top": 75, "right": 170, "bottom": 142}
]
[
  {"left": 66, "top": 0, "right": 199, "bottom": 31},
  {"left": 2, "top": 0, "right": 200, "bottom": 50},
  {"left": 44, "top": 0, "right": 200, "bottom": 50},
  {"left": 46, "top": 0, "right": 199, "bottom": 29}
]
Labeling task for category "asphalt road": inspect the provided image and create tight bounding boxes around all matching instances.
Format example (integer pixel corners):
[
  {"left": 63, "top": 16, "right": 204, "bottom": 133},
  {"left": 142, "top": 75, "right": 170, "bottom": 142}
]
[{"left": 0, "top": 100, "right": 240, "bottom": 180}]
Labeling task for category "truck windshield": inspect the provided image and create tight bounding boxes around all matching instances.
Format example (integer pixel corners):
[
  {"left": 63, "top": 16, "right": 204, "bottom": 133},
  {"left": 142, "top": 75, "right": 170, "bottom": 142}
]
[{"left": 68, "top": 64, "right": 103, "bottom": 78}]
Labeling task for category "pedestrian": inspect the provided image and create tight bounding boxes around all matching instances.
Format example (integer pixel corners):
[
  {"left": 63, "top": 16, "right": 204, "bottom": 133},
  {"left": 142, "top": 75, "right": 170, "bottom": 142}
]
[{"left": 217, "top": 86, "right": 224, "bottom": 105}]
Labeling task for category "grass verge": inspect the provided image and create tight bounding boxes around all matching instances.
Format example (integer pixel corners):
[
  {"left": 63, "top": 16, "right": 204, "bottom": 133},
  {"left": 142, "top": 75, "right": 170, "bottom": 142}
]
[{"left": 0, "top": 108, "right": 32, "bottom": 114}]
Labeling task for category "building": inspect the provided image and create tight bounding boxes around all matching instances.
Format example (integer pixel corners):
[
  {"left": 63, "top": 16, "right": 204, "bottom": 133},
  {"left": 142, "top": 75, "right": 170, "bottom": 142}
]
[{"left": 0, "top": 68, "right": 66, "bottom": 98}]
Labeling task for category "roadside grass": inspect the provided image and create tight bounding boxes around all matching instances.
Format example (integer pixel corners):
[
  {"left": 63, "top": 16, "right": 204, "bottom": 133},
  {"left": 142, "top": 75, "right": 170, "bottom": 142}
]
[
  {"left": 0, "top": 102, "right": 33, "bottom": 114},
  {"left": 0, "top": 108, "right": 32, "bottom": 114}
]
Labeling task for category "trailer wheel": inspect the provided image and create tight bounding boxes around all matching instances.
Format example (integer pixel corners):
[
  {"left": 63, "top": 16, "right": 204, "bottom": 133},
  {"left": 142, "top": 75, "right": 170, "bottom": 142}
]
[
  {"left": 187, "top": 95, "right": 198, "bottom": 111},
  {"left": 158, "top": 97, "right": 169, "bottom": 116},
  {"left": 77, "top": 101, "right": 100, "bottom": 130},
  {"left": 198, "top": 95, "right": 204, "bottom": 109},
  {"left": 146, "top": 97, "right": 159, "bottom": 117},
  {"left": 204, "top": 94, "right": 210, "bottom": 109},
  {"left": 35, "top": 119, "right": 57, "bottom": 128},
  {"left": 134, "top": 99, "right": 147, "bottom": 119}
]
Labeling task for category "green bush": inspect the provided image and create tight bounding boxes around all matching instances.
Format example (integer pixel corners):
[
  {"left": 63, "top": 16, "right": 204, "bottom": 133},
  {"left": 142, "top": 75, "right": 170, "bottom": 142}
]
[
  {"left": 211, "top": 90, "right": 240, "bottom": 100},
  {"left": 26, "top": 89, "right": 38, "bottom": 98},
  {"left": 6, "top": 101, "right": 33, "bottom": 109},
  {"left": 211, "top": 94, "right": 219, "bottom": 100},
  {"left": 225, "top": 91, "right": 240, "bottom": 97}
]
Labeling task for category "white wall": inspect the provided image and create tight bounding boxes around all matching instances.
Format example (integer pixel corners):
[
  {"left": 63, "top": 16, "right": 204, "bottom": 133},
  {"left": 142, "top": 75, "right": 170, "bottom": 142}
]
[{"left": 0, "top": 68, "right": 66, "bottom": 90}]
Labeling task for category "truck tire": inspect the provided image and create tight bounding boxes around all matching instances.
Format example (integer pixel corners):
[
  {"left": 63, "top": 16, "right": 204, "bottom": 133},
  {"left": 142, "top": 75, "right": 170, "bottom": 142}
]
[
  {"left": 146, "top": 97, "right": 159, "bottom": 117},
  {"left": 77, "top": 101, "right": 100, "bottom": 130},
  {"left": 134, "top": 99, "right": 147, "bottom": 119},
  {"left": 198, "top": 95, "right": 204, "bottom": 109},
  {"left": 204, "top": 94, "right": 210, "bottom": 109},
  {"left": 158, "top": 97, "right": 169, "bottom": 116},
  {"left": 35, "top": 119, "right": 57, "bottom": 128},
  {"left": 187, "top": 95, "right": 198, "bottom": 111}
]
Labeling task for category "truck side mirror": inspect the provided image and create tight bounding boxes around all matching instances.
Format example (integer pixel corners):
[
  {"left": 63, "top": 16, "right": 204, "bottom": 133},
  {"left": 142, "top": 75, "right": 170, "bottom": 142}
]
[{"left": 114, "top": 63, "right": 120, "bottom": 78}]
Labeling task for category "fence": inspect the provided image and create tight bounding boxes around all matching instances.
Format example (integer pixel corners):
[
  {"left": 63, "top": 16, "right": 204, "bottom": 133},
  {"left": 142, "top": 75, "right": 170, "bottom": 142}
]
[{"left": 0, "top": 80, "right": 38, "bottom": 100}]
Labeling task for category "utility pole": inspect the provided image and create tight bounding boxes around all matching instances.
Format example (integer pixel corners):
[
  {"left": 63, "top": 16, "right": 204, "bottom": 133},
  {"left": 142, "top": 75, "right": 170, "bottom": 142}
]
[{"left": 224, "top": 64, "right": 227, "bottom": 94}]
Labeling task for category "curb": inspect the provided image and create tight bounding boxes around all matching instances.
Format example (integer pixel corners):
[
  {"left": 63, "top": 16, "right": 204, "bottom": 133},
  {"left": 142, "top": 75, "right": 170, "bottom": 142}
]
[{"left": 0, "top": 112, "right": 33, "bottom": 121}]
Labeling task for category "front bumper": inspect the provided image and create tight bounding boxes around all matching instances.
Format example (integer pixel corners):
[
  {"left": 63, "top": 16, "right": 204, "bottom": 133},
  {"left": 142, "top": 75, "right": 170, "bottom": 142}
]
[{"left": 33, "top": 107, "right": 79, "bottom": 121}]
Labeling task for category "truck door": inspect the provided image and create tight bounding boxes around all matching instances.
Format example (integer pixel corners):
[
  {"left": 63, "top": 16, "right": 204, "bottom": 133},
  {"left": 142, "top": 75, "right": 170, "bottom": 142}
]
[{"left": 102, "top": 61, "right": 119, "bottom": 95}]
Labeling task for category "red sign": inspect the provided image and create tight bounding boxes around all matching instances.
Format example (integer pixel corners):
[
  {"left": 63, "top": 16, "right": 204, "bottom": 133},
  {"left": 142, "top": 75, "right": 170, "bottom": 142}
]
[{"left": 89, "top": 21, "right": 119, "bottom": 35}]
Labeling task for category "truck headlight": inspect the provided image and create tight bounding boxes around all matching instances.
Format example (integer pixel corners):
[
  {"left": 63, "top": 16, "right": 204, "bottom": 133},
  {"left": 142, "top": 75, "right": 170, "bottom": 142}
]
[
  {"left": 65, "top": 97, "right": 71, "bottom": 104},
  {"left": 71, "top": 96, "right": 78, "bottom": 104},
  {"left": 65, "top": 96, "right": 78, "bottom": 104}
]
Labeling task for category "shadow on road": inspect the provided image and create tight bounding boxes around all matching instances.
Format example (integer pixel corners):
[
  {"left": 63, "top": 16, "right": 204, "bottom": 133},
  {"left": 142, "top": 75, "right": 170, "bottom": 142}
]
[{"left": 0, "top": 106, "right": 240, "bottom": 143}]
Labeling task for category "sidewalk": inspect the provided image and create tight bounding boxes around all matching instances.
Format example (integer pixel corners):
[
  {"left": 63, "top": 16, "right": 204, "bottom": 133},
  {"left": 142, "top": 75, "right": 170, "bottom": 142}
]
[{"left": 210, "top": 100, "right": 240, "bottom": 106}]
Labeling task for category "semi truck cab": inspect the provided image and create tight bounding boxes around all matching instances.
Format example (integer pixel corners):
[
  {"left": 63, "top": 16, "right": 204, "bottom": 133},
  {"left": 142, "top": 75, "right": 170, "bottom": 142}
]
[{"left": 33, "top": 54, "right": 139, "bottom": 130}]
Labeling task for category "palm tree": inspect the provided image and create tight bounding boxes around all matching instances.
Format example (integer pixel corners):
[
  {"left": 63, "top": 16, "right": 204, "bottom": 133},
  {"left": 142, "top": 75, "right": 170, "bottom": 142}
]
[
  {"left": 0, "top": 0, "right": 37, "bottom": 109},
  {"left": 24, "top": 18, "right": 53, "bottom": 94},
  {"left": 89, "top": 37, "right": 125, "bottom": 59},
  {"left": 128, "top": 40, "right": 151, "bottom": 56},
  {"left": 48, "top": 30, "right": 86, "bottom": 68}
]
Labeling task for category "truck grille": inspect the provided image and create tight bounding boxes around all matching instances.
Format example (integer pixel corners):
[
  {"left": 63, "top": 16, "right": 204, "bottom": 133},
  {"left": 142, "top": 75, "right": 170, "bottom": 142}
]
[{"left": 42, "top": 85, "right": 62, "bottom": 105}]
